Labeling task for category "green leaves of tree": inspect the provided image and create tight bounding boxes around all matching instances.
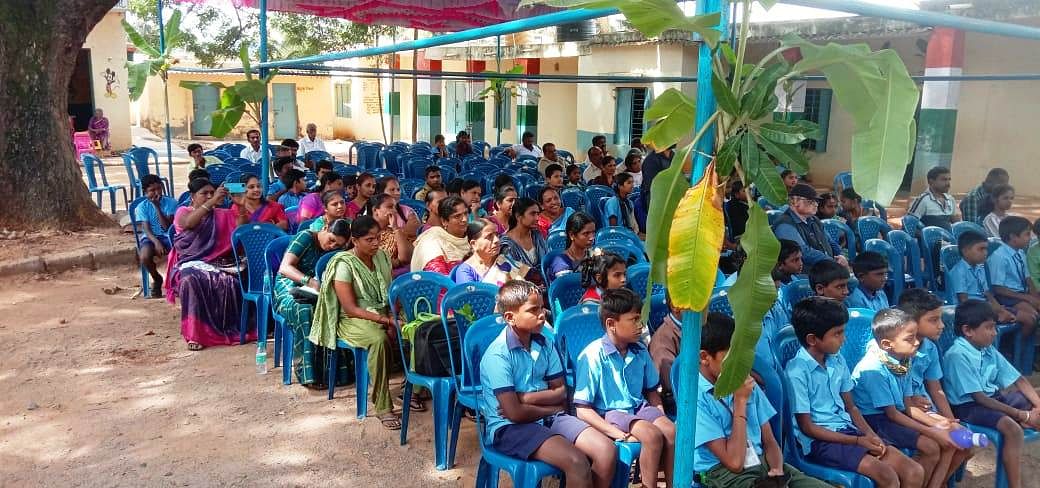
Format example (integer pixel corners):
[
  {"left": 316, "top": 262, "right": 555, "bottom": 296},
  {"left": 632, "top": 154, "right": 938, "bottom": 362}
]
[
  {"left": 643, "top": 88, "right": 696, "bottom": 150},
  {"left": 713, "top": 206, "right": 779, "bottom": 397},
  {"left": 122, "top": 10, "right": 185, "bottom": 101},
  {"left": 784, "top": 36, "right": 919, "bottom": 206},
  {"left": 176, "top": 45, "right": 278, "bottom": 138}
]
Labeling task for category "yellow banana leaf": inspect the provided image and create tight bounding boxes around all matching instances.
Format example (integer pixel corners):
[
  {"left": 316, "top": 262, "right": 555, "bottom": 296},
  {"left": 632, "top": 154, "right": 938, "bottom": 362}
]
[{"left": 667, "top": 161, "right": 725, "bottom": 311}]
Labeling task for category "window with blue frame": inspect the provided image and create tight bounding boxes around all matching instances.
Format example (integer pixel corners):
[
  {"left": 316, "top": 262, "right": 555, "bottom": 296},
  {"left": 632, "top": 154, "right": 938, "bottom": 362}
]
[
  {"left": 802, "top": 88, "right": 832, "bottom": 152},
  {"left": 614, "top": 87, "right": 649, "bottom": 148}
]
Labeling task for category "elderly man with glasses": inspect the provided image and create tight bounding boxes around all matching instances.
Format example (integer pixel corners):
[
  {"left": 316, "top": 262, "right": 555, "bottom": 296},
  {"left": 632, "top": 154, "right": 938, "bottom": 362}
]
[{"left": 772, "top": 183, "right": 849, "bottom": 269}]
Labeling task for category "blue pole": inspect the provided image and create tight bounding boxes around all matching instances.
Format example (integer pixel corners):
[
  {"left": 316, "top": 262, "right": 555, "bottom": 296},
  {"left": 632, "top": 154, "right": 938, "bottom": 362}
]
[
  {"left": 259, "top": 0, "right": 270, "bottom": 196},
  {"left": 252, "top": 8, "right": 616, "bottom": 70},
  {"left": 673, "top": 1, "right": 726, "bottom": 486},
  {"left": 787, "top": 0, "right": 1040, "bottom": 41},
  {"left": 156, "top": 0, "right": 175, "bottom": 193}
]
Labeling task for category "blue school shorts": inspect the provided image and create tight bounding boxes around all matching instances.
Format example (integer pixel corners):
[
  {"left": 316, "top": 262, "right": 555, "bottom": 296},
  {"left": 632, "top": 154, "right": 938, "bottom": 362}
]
[
  {"left": 604, "top": 402, "right": 665, "bottom": 433},
  {"left": 137, "top": 233, "right": 172, "bottom": 250},
  {"left": 996, "top": 295, "right": 1025, "bottom": 309},
  {"left": 492, "top": 413, "right": 591, "bottom": 460},
  {"left": 863, "top": 414, "right": 920, "bottom": 450},
  {"left": 807, "top": 427, "right": 871, "bottom": 473},
  {"left": 952, "top": 391, "right": 1031, "bottom": 428}
]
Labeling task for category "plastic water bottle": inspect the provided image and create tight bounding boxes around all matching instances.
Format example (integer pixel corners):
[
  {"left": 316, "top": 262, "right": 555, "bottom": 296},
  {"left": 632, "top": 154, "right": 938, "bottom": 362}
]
[
  {"left": 256, "top": 342, "right": 268, "bottom": 375},
  {"left": 949, "top": 428, "right": 988, "bottom": 448}
]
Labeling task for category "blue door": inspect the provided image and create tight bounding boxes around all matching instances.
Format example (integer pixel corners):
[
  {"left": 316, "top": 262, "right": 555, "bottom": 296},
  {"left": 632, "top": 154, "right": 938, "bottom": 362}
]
[
  {"left": 272, "top": 83, "right": 298, "bottom": 140},
  {"left": 191, "top": 84, "right": 220, "bottom": 135}
]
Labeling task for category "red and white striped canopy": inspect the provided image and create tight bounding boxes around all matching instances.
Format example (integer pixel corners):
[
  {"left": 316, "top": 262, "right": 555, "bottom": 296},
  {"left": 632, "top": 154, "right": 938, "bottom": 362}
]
[{"left": 177, "top": 0, "right": 556, "bottom": 32}]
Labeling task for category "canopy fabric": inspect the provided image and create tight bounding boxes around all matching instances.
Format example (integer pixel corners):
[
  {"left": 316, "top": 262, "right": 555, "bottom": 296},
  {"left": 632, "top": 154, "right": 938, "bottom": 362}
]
[{"left": 177, "top": 0, "right": 557, "bottom": 32}]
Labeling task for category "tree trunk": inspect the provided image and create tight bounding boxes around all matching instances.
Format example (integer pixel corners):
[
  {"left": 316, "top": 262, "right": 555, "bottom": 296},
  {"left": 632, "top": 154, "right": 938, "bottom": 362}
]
[{"left": 0, "top": 0, "right": 117, "bottom": 230}]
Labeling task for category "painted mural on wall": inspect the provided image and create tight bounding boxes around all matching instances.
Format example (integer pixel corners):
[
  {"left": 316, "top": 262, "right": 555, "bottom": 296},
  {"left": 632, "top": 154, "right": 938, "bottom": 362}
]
[{"left": 102, "top": 68, "right": 119, "bottom": 99}]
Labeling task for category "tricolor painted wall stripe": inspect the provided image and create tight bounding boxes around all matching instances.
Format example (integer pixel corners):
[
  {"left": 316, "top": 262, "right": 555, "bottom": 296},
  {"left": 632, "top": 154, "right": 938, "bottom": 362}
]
[
  {"left": 416, "top": 53, "right": 442, "bottom": 143},
  {"left": 466, "top": 60, "right": 486, "bottom": 142},
  {"left": 914, "top": 27, "right": 965, "bottom": 188},
  {"left": 517, "top": 58, "right": 540, "bottom": 141}
]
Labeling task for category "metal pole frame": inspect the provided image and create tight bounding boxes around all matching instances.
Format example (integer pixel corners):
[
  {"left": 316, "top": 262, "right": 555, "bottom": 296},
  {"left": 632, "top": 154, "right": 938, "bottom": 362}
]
[
  {"left": 259, "top": 0, "right": 270, "bottom": 196},
  {"left": 156, "top": 0, "right": 175, "bottom": 193}
]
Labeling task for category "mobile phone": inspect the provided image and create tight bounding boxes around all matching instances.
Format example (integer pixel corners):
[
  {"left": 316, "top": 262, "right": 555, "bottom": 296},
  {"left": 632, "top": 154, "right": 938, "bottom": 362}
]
[{"left": 225, "top": 183, "right": 246, "bottom": 194}]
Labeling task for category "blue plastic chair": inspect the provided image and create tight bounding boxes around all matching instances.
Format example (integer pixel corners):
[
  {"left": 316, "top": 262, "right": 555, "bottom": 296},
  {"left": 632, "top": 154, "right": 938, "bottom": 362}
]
[
  {"left": 596, "top": 227, "right": 642, "bottom": 249},
  {"left": 780, "top": 278, "right": 814, "bottom": 309},
  {"left": 921, "top": 226, "right": 954, "bottom": 291},
  {"left": 389, "top": 272, "right": 456, "bottom": 470},
  {"left": 839, "top": 308, "right": 877, "bottom": 367},
  {"left": 862, "top": 200, "right": 888, "bottom": 221},
  {"left": 464, "top": 317, "right": 563, "bottom": 488},
  {"left": 127, "top": 197, "right": 156, "bottom": 293},
  {"left": 263, "top": 236, "right": 292, "bottom": 377},
  {"left": 216, "top": 143, "right": 246, "bottom": 155},
  {"left": 231, "top": 223, "right": 287, "bottom": 345},
  {"left": 82, "top": 154, "right": 128, "bottom": 213},
  {"left": 833, "top": 171, "right": 853, "bottom": 193},
  {"left": 888, "top": 229, "right": 924, "bottom": 289},
  {"left": 441, "top": 282, "right": 500, "bottom": 468},
  {"left": 586, "top": 185, "right": 614, "bottom": 206},
  {"left": 823, "top": 219, "right": 858, "bottom": 259},
  {"left": 937, "top": 308, "right": 1038, "bottom": 488},
  {"left": 775, "top": 328, "right": 873, "bottom": 488},
  {"left": 560, "top": 187, "right": 587, "bottom": 212},
  {"left": 864, "top": 238, "right": 906, "bottom": 303},
  {"left": 204, "top": 164, "right": 233, "bottom": 186},
  {"left": 953, "top": 221, "right": 989, "bottom": 241},
  {"left": 304, "top": 150, "right": 332, "bottom": 164},
  {"left": 647, "top": 293, "right": 669, "bottom": 336},
  {"left": 120, "top": 154, "right": 145, "bottom": 200},
  {"left": 541, "top": 249, "right": 566, "bottom": 287},
  {"left": 708, "top": 290, "right": 734, "bottom": 315},
  {"left": 546, "top": 230, "right": 568, "bottom": 252},
  {"left": 599, "top": 241, "right": 646, "bottom": 265},
  {"left": 902, "top": 214, "right": 924, "bottom": 239},
  {"left": 548, "top": 271, "right": 585, "bottom": 318},
  {"left": 856, "top": 215, "right": 891, "bottom": 242},
  {"left": 125, "top": 146, "right": 172, "bottom": 193},
  {"left": 626, "top": 262, "right": 664, "bottom": 300},
  {"left": 399, "top": 198, "right": 427, "bottom": 221}
]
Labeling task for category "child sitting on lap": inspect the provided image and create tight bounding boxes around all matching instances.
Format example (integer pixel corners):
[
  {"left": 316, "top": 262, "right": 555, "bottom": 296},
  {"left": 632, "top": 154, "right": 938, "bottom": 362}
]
[
  {"left": 896, "top": 289, "right": 974, "bottom": 484},
  {"left": 574, "top": 288, "right": 675, "bottom": 487},
  {"left": 480, "top": 280, "right": 616, "bottom": 488},
  {"left": 695, "top": 312, "right": 830, "bottom": 488},
  {"left": 851, "top": 308, "right": 955, "bottom": 488},
  {"left": 846, "top": 251, "right": 890, "bottom": 312},
  {"left": 786, "top": 297, "right": 922, "bottom": 487},
  {"left": 942, "top": 299, "right": 1040, "bottom": 488}
]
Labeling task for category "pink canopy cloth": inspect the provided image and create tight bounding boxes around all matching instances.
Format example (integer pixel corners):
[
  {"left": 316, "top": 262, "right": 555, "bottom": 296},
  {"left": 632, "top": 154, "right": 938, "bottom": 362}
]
[{"left": 177, "top": 0, "right": 556, "bottom": 32}]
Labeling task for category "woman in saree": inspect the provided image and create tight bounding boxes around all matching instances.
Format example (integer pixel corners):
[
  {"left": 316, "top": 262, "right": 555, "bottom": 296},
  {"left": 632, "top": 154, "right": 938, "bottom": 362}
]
[
  {"left": 88, "top": 109, "right": 110, "bottom": 151},
  {"left": 453, "top": 220, "right": 527, "bottom": 285},
  {"left": 230, "top": 174, "right": 288, "bottom": 230},
  {"left": 165, "top": 178, "right": 250, "bottom": 350},
  {"left": 535, "top": 186, "right": 573, "bottom": 238},
  {"left": 410, "top": 196, "right": 472, "bottom": 274},
  {"left": 274, "top": 218, "right": 351, "bottom": 387},
  {"left": 487, "top": 186, "right": 517, "bottom": 235},
  {"left": 345, "top": 173, "right": 376, "bottom": 219},
  {"left": 311, "top": 216, "right": 400, "bottom": 429},
  {"left": 500, "top": 197, "right": 549, "bottom": 288},
  {"left": 308, "top": 191, "right": 349, "bottom": 232},
  {"left": 545, "top": 211, "right": 596, "bottom": 284},
  {"left": 363, "top": 193, "right": 417, "bottom": 277},
  {"left": 298, "top": 172, "right": 344, "bottom": 221},
  {"left": 376, "top": 176, "right": 421, "bottom": 240}
]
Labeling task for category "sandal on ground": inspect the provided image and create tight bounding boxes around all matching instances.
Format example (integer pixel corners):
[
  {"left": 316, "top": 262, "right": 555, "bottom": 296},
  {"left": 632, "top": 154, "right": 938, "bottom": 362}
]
[
  {"left": 398, "top": 393, "right": 426, "bottom": 412},
  {"left": 150, "top": 281, "right": 164, "bottom": 299},
  {"left": 302, "top": 382, "right": 326, "bottom": 390},
  {"left": 379, "top": 413, "right": 402, "bottom": 430},
  {"left": 187, "top": 342, "right": 204, "bottom": 351}
]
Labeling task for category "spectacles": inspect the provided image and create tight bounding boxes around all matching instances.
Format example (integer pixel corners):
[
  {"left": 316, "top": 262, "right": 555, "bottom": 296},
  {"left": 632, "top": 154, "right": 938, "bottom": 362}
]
[{"left": 792, "top": 197, "right": 819, "bottom": 207}]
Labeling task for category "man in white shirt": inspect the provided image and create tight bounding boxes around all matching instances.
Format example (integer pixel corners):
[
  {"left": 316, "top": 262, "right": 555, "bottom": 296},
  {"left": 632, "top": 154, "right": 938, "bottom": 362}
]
[
  {"left": 297, "top": 123, "right": 327, "bottom": 158},
  {"left": 511, "top": 131, "right": 543, "bottom": 159},
  {"left": 239, "top": 129, "right": 264, "bottom": 163},
  {"left": 908, "top": 165, "right": 960, "bottom": 231},
  {"left": 582, "top": 145, "right": 605, "bottom": 182}
]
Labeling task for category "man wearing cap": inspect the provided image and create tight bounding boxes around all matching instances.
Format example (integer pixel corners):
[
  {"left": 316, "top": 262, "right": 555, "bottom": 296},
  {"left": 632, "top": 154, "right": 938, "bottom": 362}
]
[{"left": 773, "top": 183, "right": 849, "bottom": 268}]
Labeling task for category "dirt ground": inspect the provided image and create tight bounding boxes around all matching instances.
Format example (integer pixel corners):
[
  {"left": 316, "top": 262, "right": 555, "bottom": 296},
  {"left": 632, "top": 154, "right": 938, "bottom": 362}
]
[
  {"left": 0, "top": 227, "right": 128, "bottom": 264},
  {"left": 2, "top": 268, "right": 1040, "bottom": 488}
]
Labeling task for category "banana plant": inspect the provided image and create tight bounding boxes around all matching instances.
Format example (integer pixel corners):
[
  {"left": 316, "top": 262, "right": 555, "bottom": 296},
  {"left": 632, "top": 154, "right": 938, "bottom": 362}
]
[
  {"left": 178, "top": 44, "right": 279, "bottom": 138},
  {"left": 528, "top": 0, "right": 919, "bottom": 397},
  {"left": 123, "top": 10, "right": 186, "bottom": 101},
  {"left": 474, "top": 65, "right": 535, "bottom": 145}
]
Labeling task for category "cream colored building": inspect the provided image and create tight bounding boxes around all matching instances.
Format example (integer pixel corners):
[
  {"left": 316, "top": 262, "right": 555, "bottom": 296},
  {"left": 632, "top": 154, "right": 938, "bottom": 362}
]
[{"left": 74, "top": 4, "right": 132, "bottom": 150}]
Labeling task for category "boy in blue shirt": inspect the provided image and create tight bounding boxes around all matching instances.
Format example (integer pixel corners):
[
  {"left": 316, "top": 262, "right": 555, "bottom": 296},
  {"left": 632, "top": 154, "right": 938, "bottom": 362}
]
[
  {"left": 574, "top": 288, "right": 674, "bottom": 486},
  {"left": 694, "top": 312, "right": 829, "bottom": 488},
  {"left": 952, "top": 229, "right": 1019, "bottom": 324},
  {"left": 851, "top": 308, "right": 953, "bottom": 488},
  {"left": 266, "top": 156, "right": 295, "bottom": 202},
  {"left": 809, "top": 259, "right": 850, "bottom": 302},
  {"left": 479, "top": 280, "right": 616, "bottom": 488},
  {"left": 942, "top": 299, "right": 1040, "bottom": 488},
  {"left": 990, "top": 216, "right": 1040, "bottom": 334},
  {"left": 277, "top": 168, "right": 307, "bottom": 210},
  {"left": 786, "top": 297, "right": 922, "bottom": 487},
  {"left": 134, "top": 174, "right": 178, "bottom": 298},
  {"left": 845, "top": 251, "right": 890, "bottom": 312},
  {"left": 897, "top": 289, "right": 975, "bottom": 484}
]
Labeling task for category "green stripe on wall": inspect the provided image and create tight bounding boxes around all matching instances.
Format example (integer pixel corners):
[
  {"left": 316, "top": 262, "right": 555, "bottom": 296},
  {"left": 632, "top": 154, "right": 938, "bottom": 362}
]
[
  {"left": 418, "top": 95, "right": 442, "bottom": 117},
  {"left": 465, "top": 101, "right": 485, "bottom": 122},
  {"left": 915, "top": 109, "right": 958, "bottom": 155},
  {"left": 517, "top": 105, "right": 538, "bottom": 127},
  {"left": 387, "top": 92, "right": 400, "bottom": 116}
]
